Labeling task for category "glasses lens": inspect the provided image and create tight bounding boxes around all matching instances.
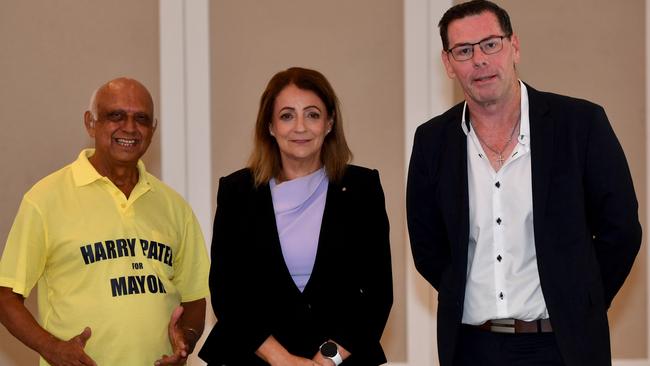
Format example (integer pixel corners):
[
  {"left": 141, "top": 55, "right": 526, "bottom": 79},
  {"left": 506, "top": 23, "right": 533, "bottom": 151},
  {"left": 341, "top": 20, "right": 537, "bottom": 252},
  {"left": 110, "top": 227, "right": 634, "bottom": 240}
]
[
  {"left": 480, "top": 37, "right": 503, "bottom": 55},
  {"left": 451, "top": 46, "right": 473, "bottom": 61}
]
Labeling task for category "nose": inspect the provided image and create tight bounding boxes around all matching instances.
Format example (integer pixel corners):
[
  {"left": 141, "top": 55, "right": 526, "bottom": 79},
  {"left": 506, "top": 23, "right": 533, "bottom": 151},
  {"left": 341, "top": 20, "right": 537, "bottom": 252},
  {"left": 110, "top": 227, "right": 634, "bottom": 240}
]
[
  {"left": 121, "top": 115, "right": 138, "bottom": 133},
  {"left": 471, "top": 44, "right": 488, "bottom": 67},
  {"left": 294, "top": 115, "right": 307, "bottom": 132}
]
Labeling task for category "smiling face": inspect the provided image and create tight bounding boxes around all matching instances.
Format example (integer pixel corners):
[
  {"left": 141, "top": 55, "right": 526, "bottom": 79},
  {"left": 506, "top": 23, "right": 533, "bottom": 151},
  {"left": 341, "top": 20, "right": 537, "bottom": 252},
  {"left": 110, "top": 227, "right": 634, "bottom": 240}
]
[
  {"left": 269, "top": 84, "right": 332, "bottom": 173},
  {"left": 84, "top": 78, "right": 156, "bottom": 171},
  {"left": 441, "top": 11, "right": 520, "bottom": 107}
]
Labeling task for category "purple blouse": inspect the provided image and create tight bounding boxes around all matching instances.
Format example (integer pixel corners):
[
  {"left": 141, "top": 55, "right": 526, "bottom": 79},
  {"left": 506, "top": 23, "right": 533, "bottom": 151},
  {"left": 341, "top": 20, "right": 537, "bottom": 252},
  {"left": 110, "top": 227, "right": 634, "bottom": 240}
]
[{"left": 270, "top": 168, "right": 328, "bottom": 292}]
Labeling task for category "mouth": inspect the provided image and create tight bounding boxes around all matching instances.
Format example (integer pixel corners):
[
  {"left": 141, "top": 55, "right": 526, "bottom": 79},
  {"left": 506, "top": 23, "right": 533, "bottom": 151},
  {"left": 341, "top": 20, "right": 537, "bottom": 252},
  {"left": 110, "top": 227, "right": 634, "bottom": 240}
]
[
  {"left": 290, "top": 139, "right": 312, "bottom": 144},
  {"left": 114, "top": 137, "right": 139, "bottom": 148},
  {"left": 474, "top": 74, "right": 497, "bottom": 83}
]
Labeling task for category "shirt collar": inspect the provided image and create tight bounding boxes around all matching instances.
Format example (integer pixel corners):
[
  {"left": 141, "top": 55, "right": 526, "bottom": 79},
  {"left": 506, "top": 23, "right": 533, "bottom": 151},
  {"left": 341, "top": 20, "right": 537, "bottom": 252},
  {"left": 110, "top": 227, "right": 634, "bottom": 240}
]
[
  {"left": 461, "top": 80, "right": 531, "bottom": 146},
  {"left": 71, "top": 148, "right": 150, "bottom": 188}
]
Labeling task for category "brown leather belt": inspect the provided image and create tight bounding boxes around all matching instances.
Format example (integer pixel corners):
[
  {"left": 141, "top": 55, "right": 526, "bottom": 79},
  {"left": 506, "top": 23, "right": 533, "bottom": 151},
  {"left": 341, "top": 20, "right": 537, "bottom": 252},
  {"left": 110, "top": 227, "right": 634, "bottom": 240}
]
[{"left": 474, "top": 318, "right": 553, "bottom": 334}]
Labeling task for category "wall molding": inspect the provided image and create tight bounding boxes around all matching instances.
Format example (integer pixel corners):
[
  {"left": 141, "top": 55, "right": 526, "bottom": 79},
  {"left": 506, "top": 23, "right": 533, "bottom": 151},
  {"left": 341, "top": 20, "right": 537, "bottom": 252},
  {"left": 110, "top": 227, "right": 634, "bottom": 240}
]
[
  {"left": 159, "top": 1, "right": 212, "bottom": 365},
  {"left": 159, "top": 0, "right": 212, "bottom": 242}
]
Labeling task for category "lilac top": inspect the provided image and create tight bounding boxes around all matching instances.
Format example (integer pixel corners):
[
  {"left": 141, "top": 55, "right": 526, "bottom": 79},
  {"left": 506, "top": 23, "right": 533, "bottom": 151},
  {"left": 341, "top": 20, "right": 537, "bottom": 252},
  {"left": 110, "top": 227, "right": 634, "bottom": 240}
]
[{"left": 270, "top": 168, "right": 328, "bottom": 292}]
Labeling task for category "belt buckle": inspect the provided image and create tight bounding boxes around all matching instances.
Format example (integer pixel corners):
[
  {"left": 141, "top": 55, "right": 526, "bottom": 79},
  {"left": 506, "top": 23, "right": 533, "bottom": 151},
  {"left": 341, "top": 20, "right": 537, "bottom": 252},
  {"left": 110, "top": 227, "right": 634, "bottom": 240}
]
[{"left": 489, "top": 318, "right": 516, "bottom": 334}]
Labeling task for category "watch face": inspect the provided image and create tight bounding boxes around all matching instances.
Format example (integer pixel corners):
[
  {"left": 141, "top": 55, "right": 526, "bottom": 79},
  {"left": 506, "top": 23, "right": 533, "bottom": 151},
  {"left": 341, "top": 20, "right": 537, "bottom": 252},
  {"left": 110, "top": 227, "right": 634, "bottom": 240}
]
[{"left": 320, "top": 341, "right": 338, "bottom": 358}]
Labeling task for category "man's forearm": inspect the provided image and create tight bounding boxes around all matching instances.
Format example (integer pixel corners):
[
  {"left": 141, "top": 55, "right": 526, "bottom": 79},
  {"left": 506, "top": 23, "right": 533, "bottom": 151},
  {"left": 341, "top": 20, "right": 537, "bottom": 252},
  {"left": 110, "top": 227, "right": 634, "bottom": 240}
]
[
  {"left": 0, "top": 286, "right": 57, "bottom": 356},
  {"left": 179, "top": 298, "right": 206, "bottom": 349}
]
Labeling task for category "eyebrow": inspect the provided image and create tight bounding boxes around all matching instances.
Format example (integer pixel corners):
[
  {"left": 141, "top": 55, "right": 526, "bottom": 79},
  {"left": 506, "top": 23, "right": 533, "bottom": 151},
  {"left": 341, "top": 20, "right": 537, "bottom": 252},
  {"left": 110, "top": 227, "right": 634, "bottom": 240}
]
[
  {"left": 278, "top": 105, "right": 323, "bottom": 112},
  {"left": 450, "top": 34, "right": 503, "bottom": 49}
]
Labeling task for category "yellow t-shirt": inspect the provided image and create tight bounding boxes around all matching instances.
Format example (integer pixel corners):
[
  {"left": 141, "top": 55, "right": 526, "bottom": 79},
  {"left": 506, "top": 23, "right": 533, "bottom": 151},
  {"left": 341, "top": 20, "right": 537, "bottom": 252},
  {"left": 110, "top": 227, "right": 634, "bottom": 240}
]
[{"left": 0, "top": 149, "right": 210, "bottom": 365}]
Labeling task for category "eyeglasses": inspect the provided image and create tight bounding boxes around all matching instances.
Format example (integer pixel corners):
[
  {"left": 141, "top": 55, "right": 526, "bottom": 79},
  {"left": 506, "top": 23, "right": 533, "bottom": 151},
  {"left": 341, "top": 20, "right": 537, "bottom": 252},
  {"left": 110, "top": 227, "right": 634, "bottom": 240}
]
[{"left": 446, "top": 35, "right": 509, "bottom": 61}]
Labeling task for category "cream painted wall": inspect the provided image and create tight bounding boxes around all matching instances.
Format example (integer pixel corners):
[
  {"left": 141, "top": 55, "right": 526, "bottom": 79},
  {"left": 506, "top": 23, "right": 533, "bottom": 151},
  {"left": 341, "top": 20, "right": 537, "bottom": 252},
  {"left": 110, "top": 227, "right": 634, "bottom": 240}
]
[
  {"left": 0, "top": 1, "right": 160, "bottom": 364},
  {"left": 2, "top": 0, "right": 648, "bottom": 364},
  {"left": 209, "top": 0, "right": 407, "bottom": 361}
]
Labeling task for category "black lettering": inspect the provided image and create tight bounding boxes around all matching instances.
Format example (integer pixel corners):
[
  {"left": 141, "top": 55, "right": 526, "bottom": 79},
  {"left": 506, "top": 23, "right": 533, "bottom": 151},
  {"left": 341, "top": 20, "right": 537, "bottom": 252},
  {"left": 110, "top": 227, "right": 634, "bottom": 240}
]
[
  {"left": 105, "top": 240, "right": 117, "bottom": 259},
  {"left": 147, "top": 241, "right": 159, "bottom": 260},
  {"left": 128, "top": 276, "right": 140, "bottom": 294},
  {"left": 163, "top": 245, "right": 173, "bottom": 266},
  {"left": 127, "top": 238, "right": 136, "bottom": 257},
  {"left": 146, "top": 275, "right": 158, "bottom": 293},
  {"left": 110, "top": 277, "right": 127, "bottom": 297},
  {"left": 116, "top": 239, "right": 129, "bottom": 257},
  {"left": 158, "top": 276, "right": 166, "bottom": 293},
  {"left": 140, "top": 239, "right": 149, "bottom": 255},
  {"left": 94, "top": 242, "right": 107, "bottom": 262},
  {"left": 135, "top": 275, "right": 146, "bottom": 293},
  {"left": 80, "top": 244, "right": 94, "bottom": 264}
]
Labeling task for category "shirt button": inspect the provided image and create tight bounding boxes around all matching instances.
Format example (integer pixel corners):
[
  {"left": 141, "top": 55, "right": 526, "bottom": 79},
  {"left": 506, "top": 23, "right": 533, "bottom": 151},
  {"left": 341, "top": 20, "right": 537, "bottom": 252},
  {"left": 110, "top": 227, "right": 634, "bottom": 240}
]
[
  {"left": 120, "top": 203, "right": 126, "bottom": 208},
  {"left": 496, "top": 217, "right": 502, "bottom": 225},
  {"left": 495, "top": 181, "right": 501, "bottom": 188},
  {"left": 497, "top": 255, "right": 502, "bottom": 262},
  {"left": 499, "top": 292, "right": 504, "bottom": 300}
]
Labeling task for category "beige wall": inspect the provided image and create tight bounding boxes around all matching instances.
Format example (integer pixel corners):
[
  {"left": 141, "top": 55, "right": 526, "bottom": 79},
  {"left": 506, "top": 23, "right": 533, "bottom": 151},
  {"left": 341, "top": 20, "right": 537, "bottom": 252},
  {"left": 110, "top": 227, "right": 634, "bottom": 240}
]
[
  {"left": 209, "top": 0, "right": 407, "bottom": 361},
  {"left": 1, "top": 0, "right": 648, "bottom": 364},
  {"left": 0, "top": 1, "right": 160, "bottom": 364}
]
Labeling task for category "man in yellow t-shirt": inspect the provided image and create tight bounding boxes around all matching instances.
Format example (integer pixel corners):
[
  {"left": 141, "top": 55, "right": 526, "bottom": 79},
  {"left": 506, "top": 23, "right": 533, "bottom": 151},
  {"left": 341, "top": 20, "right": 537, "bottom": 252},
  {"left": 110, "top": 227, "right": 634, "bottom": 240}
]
[{"left": 0, "top": 78, "right": 210, "bottom": 366}]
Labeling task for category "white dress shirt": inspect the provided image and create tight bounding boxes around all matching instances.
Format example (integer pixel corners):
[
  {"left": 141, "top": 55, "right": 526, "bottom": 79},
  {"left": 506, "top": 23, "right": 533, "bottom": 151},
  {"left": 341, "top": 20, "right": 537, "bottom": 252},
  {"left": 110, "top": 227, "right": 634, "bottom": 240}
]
[{"left": 461, "top": 81, "right": 549, "bottom": 325}]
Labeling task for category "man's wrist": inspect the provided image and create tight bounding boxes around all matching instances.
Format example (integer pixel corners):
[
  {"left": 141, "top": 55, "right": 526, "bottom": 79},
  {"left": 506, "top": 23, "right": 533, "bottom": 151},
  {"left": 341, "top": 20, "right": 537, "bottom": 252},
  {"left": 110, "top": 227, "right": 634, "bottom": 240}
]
[{"left": 181, "top": 327, "right": 200, "bottom": 349}]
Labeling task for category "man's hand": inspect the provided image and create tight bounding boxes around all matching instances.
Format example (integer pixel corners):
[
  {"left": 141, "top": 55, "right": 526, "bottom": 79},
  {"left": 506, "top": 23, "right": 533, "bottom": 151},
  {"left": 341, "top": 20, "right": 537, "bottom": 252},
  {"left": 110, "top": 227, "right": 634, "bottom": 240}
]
[
  {"left": 41, "top": 327, "right": 96, "bottom": 366},
  {"left": 155, "top": 306, "right": 190, "bottom": 366}
]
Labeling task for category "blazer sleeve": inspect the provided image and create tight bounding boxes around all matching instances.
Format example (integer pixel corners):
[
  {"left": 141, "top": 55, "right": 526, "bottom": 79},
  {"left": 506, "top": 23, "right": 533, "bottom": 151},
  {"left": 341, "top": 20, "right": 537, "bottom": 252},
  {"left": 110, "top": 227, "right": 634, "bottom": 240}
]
[
  {"left": 329, "top": 169, "right": 393, "bottom": 356},
  {"left": 583, "top": 106, "right": 642, "bottom": 308},
  {"left": 406, "top": 125, "right": 451, "bottom": 291},
  {"left": 209, "top": 176, "right": 272, "bottom": 356}
]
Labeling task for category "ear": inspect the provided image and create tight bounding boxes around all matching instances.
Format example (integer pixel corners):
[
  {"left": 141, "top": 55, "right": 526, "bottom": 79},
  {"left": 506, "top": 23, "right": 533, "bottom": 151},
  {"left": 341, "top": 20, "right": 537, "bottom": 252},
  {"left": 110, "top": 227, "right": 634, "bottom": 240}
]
[
  {"left": 84, "top": 111, "right": 96, "bottom": 138},
  {"left": 510, "top": 34, "right": 521, "bottom": 65},
  {"left": 152, "top": 118, "right": 158, "bottom": 134},
  {"left": 269, "top": 124, "right": 276, "bottom": 137},
  {"left": 441, "top": 50, "right": 456, "bottom": 79}
]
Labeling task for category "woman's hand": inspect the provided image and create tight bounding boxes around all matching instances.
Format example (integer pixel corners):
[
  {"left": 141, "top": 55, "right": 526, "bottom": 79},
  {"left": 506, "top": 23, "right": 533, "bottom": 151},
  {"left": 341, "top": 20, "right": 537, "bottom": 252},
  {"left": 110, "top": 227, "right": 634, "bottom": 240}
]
[
  {"left": 271, "top": 353, "right": 324, "bottom": 366},
  {"left": 256, "top": 335, "right": 325, "bottom": 366}
]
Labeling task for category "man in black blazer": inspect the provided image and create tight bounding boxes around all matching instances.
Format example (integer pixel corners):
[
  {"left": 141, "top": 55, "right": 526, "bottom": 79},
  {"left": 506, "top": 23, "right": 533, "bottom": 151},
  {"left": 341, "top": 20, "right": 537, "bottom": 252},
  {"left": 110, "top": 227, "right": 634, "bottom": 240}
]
[{"left": 406, "top": 1, "right": 641, "bottom": 365}]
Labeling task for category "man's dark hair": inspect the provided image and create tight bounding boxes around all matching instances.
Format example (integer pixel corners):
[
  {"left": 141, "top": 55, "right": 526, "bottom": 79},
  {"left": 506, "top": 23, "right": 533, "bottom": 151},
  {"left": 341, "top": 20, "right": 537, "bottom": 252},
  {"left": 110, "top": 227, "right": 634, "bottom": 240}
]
[{"left": 439, "top": 0, "right": 513, "bottom": 50}]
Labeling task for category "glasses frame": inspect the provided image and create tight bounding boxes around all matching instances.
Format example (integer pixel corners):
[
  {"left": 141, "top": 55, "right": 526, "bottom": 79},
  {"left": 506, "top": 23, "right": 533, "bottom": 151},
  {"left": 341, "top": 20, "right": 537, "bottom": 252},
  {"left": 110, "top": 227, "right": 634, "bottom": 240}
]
[{"left": 446, "top": 35, "right": 510, "bottom": 62}]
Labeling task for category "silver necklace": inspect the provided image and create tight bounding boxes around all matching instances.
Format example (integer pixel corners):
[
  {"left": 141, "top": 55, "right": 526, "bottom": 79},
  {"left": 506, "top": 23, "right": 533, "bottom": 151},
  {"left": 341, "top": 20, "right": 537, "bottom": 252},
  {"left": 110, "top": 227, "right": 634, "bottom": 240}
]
[{"left": 473, "top": 119, "right": 521, "bottom": 166}]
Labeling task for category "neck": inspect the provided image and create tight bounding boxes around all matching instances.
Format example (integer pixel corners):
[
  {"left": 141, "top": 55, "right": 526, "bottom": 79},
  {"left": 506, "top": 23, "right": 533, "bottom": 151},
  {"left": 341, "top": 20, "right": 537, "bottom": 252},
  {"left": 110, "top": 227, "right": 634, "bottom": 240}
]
[
  {"left": 88, "top": 155, "right": 140, "bottom": 198},
  {"left": 467, "top": 82, "right": 521, "bottom": 129},
  {"left": 277, "top": 158, "right": 322, "bottom": 183}
]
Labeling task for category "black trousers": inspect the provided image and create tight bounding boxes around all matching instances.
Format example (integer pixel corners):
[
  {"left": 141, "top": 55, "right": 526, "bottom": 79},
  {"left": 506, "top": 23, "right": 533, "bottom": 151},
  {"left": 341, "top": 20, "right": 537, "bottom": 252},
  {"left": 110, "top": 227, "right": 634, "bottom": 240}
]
[{"left": 453, "top": 325, "right": 566, "bottom": 366}]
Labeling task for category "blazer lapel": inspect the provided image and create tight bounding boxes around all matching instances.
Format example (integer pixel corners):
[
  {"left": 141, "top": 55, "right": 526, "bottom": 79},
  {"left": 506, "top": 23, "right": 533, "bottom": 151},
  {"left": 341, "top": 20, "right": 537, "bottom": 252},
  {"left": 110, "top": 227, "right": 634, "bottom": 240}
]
[
  {"left": 254, "top": 183, "right": 301, "bottom": 293},
  {"left": 449, "top": 113, "right": 471, "bottom": 284},
  {"left": 527, "top": 85, "right": 554, "bottom": 230},
  {"left": 303, "top": 179, "right": 341, "bottom": 295}
]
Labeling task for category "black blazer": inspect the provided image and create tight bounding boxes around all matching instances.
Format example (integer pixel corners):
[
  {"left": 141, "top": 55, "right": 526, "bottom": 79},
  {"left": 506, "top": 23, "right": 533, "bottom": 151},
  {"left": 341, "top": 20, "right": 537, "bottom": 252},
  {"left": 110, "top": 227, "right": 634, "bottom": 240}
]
[
  {"left": 199, "top": 165, "right": 393, "bottom": 365},
  {"left": 406, "top": 84, "right": 641, "bottom": 366}
]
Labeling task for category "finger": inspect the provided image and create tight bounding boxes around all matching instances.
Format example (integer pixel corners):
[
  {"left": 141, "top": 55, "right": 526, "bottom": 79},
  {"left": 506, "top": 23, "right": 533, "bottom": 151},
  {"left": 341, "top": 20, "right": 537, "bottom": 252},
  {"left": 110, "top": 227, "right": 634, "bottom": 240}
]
[
  {"left": 169, "top": 306, "right": 184, "bottom": 329},
  {"left": 80, "top": 351, "right": 97, "bottom": 366},
  {"left": 155, "top": 356, "right": 187, "bottom": 366},
  {"left": 75, "top": 327, "right": 92, "bottom": 347}
]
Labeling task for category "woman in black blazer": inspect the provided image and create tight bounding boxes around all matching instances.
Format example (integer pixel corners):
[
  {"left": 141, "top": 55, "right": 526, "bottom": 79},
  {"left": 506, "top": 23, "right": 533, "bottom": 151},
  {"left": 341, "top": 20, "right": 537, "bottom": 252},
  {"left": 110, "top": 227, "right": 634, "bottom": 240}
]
[{"left": 199, "top": 67, "right": 393, "bottom": 366}]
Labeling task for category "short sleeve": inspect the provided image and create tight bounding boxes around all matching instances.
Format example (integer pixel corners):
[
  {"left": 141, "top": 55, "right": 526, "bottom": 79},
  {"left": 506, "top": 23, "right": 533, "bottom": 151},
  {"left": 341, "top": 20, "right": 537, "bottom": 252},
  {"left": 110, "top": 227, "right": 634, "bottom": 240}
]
[
  {"left": 0, "top": 197, "right": 48, "bottom": 297},
  {"left": 171, "top": 207, "right": 210, "bottom": 303}
]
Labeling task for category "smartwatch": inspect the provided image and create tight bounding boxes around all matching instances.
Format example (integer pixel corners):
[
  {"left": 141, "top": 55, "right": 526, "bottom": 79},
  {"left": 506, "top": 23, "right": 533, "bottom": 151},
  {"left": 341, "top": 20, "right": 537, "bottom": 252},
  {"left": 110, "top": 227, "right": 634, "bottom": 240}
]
[{"left": 319, "top": 341, "right": 343, "bottom": 365}]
